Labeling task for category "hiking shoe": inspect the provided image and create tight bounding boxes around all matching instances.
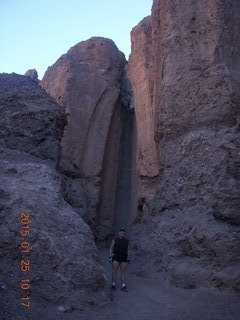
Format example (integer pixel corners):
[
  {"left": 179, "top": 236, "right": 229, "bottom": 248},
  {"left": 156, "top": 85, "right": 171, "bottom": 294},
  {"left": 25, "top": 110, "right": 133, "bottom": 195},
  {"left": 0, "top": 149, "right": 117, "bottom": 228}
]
[
  {"left": 111, "top": 284, "right": 116, "bottom": 291},
  {"left": 121, "top": 286, "right": 128, "bottom": 292}
]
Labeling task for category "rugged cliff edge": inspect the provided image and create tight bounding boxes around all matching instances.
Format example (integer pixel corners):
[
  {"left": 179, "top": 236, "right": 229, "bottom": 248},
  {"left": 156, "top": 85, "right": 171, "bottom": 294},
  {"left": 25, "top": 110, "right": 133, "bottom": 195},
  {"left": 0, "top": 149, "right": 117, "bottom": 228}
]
[{"left": 128, "top": 0, "right": 240, "bottom": 290}]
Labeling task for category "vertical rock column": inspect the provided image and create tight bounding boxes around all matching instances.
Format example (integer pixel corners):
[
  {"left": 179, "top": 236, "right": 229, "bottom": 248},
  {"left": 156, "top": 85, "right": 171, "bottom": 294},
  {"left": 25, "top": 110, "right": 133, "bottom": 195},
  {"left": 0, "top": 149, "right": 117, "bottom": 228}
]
[
  {"left": 41, "top": 37, "right": 134, "bottom": 240},
  {"left": 128, "top": 16, "right": 161, "bottom": 223}
]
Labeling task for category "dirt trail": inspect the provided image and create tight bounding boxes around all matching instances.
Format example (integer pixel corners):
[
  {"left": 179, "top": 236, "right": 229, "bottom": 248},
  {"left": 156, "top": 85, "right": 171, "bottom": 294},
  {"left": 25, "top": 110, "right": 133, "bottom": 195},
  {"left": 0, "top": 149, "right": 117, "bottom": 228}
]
[
  {"left": 56, "top": 248, "right": 240, "bottom": 320},
  {"left": 4, "top": 247, "right": 239, "bottom": 320}
]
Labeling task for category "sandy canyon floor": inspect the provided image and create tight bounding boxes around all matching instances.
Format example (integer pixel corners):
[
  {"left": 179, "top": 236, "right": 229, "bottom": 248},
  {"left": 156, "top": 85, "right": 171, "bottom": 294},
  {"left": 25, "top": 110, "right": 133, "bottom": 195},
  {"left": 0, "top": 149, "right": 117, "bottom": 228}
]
[{"left": 7, "top": 248, "right": 239, "bottom": 320}]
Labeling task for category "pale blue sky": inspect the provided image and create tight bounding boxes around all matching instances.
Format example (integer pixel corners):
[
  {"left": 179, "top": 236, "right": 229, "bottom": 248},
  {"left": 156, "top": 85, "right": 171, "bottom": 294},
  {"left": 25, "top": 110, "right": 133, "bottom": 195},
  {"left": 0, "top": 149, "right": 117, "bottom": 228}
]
[{"left": 0, "top": 0, "right": 152, "bottom": 79}]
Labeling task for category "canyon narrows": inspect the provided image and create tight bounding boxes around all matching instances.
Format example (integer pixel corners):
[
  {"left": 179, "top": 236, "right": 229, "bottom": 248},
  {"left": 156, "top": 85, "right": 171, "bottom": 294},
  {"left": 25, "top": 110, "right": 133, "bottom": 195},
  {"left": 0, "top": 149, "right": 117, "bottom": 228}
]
[
  {"left": 0, "top": 0, "right": 240, "bottom": 318},
  {"left": 42, "top": 0, "right": 240, "bottom": 290}
]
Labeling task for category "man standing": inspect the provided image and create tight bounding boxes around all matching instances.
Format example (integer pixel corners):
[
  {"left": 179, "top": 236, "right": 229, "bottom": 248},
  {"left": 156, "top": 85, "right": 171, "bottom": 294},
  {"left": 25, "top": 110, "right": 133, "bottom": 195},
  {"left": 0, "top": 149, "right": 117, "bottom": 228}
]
[{"left": 109, "top": 228, "right": 131, "bottom": 292}]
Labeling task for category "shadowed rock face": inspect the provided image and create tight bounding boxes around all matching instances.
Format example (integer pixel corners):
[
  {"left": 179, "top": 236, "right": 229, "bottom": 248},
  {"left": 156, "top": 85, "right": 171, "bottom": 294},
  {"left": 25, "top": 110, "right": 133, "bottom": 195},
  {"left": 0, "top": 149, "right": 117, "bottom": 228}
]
[
  {"left": 0, "top": 74, "right": 63, "bottom": 161},
  {"left": 41, "top": 37, "right": 134, "bottom": 240},
  {"left": 0, "top": 74, "right": 109, "bottom": 316},
  {"left": 128, "top": 0, "right": 240, "bottom": 290}
]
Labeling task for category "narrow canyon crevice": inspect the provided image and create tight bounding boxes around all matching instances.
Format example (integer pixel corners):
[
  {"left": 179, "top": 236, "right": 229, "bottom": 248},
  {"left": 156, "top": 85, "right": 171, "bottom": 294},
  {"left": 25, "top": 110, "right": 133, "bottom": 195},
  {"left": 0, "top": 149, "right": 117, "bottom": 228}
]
[
  {"left": 114, "top": 107, "right": 135, "bottom": 233},
  {"left": 95, "top": 95, "right": 136, "bottom": 242},
  {"left": 40, "top": 4, "right": 240, "bottom": 292},
  {"left": 1, "top": 1, "right": 240, "bottom": 318}
]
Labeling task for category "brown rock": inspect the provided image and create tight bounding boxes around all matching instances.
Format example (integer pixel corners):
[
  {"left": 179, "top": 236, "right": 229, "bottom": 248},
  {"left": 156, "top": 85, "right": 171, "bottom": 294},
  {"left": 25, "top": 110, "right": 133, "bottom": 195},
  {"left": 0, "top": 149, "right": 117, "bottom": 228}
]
[
  {"left": 128, "top": 16, "right": 161, "bottom": 210},
  {"left": 41, "top": 37, "right": 126, "bottom": 177},
  {"left": 0, "top": 73, "right": 64, "bottom": 161},
  {"left": 41, "top": 37, "right": 134, "bottom": 239},
  {"left": 128, "top": 16, "right": 160, "bottom": 178},
  {"left": 0, "top": 74, "right": 109, "bottom": 317},
  {"left": 24, "top": 68, "right": 39, "bottom": 82},
  {"left": 128, "top": 0, "right": 240, "bottom": 290}
]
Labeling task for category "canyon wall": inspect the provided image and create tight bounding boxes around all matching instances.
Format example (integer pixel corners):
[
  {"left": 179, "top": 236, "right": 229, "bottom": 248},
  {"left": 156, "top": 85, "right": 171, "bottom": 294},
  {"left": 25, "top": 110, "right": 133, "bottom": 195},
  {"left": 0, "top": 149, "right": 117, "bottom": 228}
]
[
  {"left": 2, "top": 1, "right": 239, "bottom": 317},
  {"left": 0, "top": 74, "right": 109, "bottom": 318},
  {"left": 128, "top": 0, "right": 240, "bottom": 290},
  {"left": 41, "top": 38, "right": 134, "bottom": 240}
]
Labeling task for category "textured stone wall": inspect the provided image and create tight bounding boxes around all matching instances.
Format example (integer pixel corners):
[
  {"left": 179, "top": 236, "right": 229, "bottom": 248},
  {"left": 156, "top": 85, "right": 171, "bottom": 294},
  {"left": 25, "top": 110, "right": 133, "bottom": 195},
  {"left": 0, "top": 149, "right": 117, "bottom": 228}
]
[
  {"left": 41, "top": 38, "right": 134, "bottom": 240},
  {"left": 0, "top": 74, "right": 109, "bottom": 318},
  {"left": 128, "top": 0, "right": 240, "bottom": 290}
]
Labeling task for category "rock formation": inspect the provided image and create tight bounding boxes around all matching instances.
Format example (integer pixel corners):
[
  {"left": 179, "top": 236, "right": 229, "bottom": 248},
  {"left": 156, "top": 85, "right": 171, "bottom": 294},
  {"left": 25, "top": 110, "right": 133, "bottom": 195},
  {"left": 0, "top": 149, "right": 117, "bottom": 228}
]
[
  {"left": 24, "top": 69, "right": 39, "bottom": 82},
  {"left": 1, "top": 4, "right": 239, "bottom": 318},
  {"left": 128, "top": 0, "right": 240, "bottom": 290},
  {"left": 41, "top": 37, "right": 134, "bottom": 240},
  {"left": 0, "top": 74, "right": 109, "bottom": 318}
]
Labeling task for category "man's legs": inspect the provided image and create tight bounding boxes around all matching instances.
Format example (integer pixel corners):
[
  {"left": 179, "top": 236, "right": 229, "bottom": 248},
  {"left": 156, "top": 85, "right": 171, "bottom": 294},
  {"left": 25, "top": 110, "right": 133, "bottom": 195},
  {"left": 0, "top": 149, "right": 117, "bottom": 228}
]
[
  {"left": 120, "top": 262, "right": 127, "bottom": 286},
  {"left": 112, "top": 260, "right": 120, "bottom": 284}
]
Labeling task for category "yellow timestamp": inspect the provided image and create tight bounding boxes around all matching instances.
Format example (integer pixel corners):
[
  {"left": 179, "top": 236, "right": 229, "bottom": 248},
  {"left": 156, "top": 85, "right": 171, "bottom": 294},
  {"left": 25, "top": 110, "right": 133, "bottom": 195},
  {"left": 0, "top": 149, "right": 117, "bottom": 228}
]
[{"left": 20, "top": 212, "right": 31, "bottom": 308}]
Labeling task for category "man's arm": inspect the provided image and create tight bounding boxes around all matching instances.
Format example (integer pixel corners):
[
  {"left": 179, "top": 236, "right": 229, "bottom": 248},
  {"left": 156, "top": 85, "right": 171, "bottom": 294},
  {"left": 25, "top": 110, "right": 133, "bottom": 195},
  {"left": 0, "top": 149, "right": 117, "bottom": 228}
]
[
  {"left": 109, "top": 239, "right": 115, "bottom": 257},
  {"left": 127, "top": 242, "right": 131, "bottom": 260}
]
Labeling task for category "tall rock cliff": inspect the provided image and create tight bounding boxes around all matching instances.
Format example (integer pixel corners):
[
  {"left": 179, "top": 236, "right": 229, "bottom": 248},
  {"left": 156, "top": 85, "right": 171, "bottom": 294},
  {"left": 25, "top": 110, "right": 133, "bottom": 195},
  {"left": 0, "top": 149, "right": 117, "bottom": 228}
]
[
  {"left": 0, "top": 74, "right": 109, "bottom": 318},
  {"left": 128, "top": 0, "right": 240, "bottom": 290},
  {"left": 41, "top": 37, "right": 134, "bottom": 240}
]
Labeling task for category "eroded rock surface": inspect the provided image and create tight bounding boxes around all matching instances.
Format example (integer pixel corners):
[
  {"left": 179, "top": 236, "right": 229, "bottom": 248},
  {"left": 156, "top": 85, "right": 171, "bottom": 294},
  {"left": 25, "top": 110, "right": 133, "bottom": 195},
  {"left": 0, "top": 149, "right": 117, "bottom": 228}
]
[
  {"left": 41, "top": 38, "right": 134, "bottom": 240},
  {"left": 0, "top": 73, "right": 63, "bottom": 161},
  {"left": 128, "top": 0, "right": 240, "bottom": 290},
  {"left": 0, "top": 74, "right": 109, "bottom": 318}
]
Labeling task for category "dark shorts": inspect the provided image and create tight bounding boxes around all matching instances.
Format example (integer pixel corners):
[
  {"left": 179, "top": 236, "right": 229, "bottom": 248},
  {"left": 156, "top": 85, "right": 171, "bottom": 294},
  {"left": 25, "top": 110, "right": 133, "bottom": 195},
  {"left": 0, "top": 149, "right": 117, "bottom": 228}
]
[{"left": 112, "top": 254, "right": 128, "bottom": 263}]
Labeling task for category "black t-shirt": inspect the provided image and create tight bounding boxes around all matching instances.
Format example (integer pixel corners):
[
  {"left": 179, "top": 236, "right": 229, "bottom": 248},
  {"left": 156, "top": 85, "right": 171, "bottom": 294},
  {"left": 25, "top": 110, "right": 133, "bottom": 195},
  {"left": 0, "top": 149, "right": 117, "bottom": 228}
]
[{"left": 113, "top": 237, "right": 129, "bottom": 258}]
